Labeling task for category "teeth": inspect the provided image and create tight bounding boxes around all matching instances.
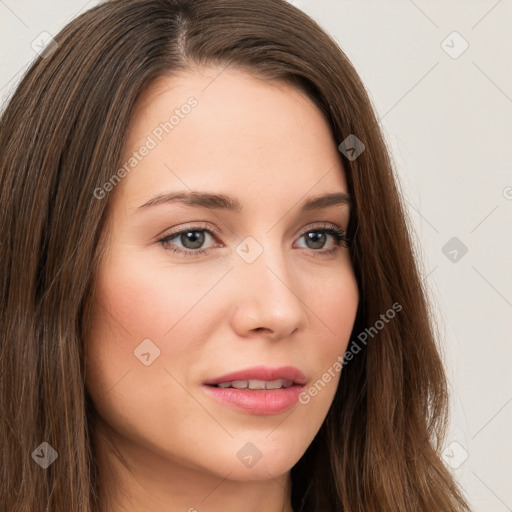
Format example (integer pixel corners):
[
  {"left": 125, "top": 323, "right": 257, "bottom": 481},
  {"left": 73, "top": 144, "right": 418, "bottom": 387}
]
[
  {"left": 249, "top": 379, "right": 266, "bottom": 389},
  {"left": 264, "top": 379, "right": 287, "bottom": 389},
  {"left": 215, "top": 379, "right": 294, "bottom": 389}
]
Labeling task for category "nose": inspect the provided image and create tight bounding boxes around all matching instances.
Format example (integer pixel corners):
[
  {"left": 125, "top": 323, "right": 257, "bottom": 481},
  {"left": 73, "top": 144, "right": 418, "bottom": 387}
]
[{"left": 228, "top": 244, "right": 309, "bottom": 340}]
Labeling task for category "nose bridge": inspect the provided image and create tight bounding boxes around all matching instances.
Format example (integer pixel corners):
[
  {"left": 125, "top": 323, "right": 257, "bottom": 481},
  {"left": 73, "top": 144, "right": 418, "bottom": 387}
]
[
  {"left": 237, "top": 231, "right": 291, "bottom": 290},
  {"left": 229, "top": 234, "right": 308, "bottom": 336}
]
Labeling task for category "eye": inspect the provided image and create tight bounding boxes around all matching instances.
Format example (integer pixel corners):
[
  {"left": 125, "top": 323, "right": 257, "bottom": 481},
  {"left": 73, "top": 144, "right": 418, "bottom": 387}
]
[
  {"left": 158, "top": 223, "right": 219, "bottom": 256},
  {"left": 157, "top": 222, "right": 351, "bottom": 257},
  {"left": 295, "top": 224, "right": 351, "bottom": 256}
]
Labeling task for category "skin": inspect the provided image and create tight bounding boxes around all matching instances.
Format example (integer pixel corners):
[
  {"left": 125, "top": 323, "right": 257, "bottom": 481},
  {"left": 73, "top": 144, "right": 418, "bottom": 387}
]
[{"left": 85, "top": 66, "right": 359, "bottom": 512}]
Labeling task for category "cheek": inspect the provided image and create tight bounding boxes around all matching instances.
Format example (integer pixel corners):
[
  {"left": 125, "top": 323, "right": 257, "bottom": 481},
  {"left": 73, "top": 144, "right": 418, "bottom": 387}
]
[
  {"left": 290, "top": 266, "right": 359, "bottom": 424},
  {"left": 84, "top": 252, "right": 192, "bottom": 404},
  {"left": 87, "top": 245, "right": 220, "bottom": 349},
  {"left": 301, "top": 263, "right": 359, "bottom": 364},
  {"left": 84, "top": 255, "right": 218, "bottom": 460},
  {"left": 84, "top": 247, "right": 235, "bottom": 413}
]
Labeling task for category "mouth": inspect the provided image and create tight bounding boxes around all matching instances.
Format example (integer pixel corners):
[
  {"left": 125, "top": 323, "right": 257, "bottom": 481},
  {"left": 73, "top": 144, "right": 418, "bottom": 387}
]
[
  {"left": 208, "top": 378, "right": 295, "bottom": 390},
  {"left": 202, "top": 365, "right": 307, "bottom": 415},
  {"left": 203, "top": 364, "right": 307, "bottom": 387}
]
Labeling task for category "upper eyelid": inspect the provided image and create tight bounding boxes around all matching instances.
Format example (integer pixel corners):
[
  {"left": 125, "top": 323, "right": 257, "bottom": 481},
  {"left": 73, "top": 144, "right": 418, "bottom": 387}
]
[
  {"left": 161, "top": 221, "right": 344, "bottom": 239},
  {"left": 161, "top": 222, "right": 220, "bottom": 240}
]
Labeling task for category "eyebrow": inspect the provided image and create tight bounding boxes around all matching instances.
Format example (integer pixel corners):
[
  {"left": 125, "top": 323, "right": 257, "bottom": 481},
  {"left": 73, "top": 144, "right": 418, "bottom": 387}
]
[{"left": 137, "top": 190, "right": 351, "bottom": 213}]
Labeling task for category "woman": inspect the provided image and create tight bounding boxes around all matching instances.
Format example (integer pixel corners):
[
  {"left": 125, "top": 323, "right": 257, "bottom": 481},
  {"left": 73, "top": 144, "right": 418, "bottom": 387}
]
[{"left": 0, "top": 0, "right": 470, "bottom": 510}]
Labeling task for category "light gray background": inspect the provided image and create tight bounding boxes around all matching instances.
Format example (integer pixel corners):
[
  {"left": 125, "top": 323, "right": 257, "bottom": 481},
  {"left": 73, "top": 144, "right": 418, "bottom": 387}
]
[{"left": 1, "top": 1, "right": 511, "bottom": 510}]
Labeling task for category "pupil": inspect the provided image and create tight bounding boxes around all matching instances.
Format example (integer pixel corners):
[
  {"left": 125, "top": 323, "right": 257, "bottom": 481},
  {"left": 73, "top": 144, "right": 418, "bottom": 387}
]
[
  {"left": 182, "top": 231, "right": 204, "bottom": 249},
  {"left": 306, "top": 232, "right": 325, "bottom": 249}
]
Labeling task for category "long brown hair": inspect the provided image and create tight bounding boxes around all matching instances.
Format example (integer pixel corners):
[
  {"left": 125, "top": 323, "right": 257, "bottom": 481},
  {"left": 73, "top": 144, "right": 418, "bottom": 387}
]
[{"left": 0, "top": 0, "right": 470, "bottom": 510}]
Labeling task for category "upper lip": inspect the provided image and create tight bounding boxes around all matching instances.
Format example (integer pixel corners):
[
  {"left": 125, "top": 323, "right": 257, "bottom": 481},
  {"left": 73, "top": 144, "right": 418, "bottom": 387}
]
[{"left": 203, "top": 365, "right": 307, "bottom": 386}]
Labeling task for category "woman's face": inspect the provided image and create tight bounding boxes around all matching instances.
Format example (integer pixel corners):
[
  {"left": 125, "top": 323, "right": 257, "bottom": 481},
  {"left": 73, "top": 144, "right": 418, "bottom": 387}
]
[{"left": 85, "top": 67, "right": 359, "bottom": 483}]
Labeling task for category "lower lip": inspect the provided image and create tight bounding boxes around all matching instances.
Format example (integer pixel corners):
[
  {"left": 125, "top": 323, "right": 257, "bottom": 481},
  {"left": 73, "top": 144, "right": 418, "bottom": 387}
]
[{"left": 202, "top": 384, "right": 304, "bottom": 415}]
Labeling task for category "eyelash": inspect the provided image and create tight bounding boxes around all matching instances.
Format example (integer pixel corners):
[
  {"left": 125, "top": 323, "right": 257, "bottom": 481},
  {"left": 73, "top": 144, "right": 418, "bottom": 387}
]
[{"left": 158, "top": 222, "right": 351, "bottom": 258}]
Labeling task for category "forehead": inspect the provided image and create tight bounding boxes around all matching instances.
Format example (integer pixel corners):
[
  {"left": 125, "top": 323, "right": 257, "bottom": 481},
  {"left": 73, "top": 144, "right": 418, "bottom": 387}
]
[{"left": 116, "top": 67, "right": 348, "bottom": 211}]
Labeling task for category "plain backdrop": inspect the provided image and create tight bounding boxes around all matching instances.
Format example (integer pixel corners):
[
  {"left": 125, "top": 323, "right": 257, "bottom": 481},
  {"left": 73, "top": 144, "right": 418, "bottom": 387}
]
[{"left": 1, "top": 1, "right": 511, "bottom": 510}]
